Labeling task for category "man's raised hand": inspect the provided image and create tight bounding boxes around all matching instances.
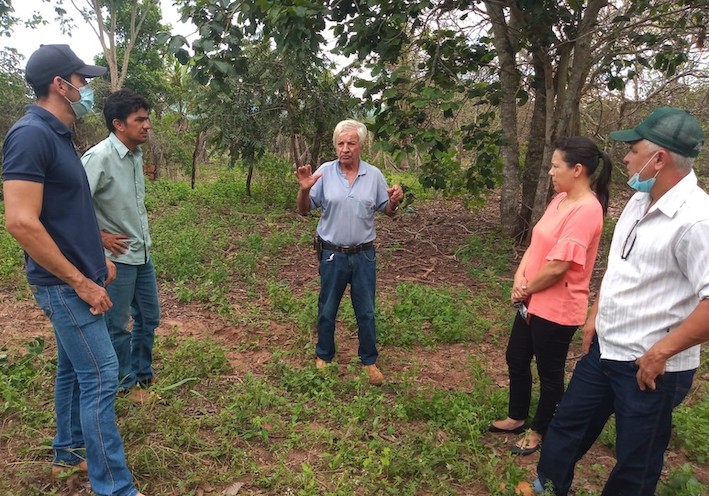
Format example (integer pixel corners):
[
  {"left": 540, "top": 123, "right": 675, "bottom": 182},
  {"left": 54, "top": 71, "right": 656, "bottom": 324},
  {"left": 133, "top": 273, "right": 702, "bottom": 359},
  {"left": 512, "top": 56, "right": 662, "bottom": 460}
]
[{"left": 295, "top": 164, "right": 322, "bottom": 190}]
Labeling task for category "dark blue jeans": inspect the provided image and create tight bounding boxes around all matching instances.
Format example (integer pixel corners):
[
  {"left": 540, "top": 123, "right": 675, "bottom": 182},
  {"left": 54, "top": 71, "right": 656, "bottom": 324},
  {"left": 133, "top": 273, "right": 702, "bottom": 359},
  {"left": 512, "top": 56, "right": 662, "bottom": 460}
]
[
  {"left": 316, "top": 247, "right": 378, "bottom": 365},
  {"left": 537, "top": 339, "right": 694, "bottom": 496},
  {"left": 105, "top": 259, "right": 160, "bottom": 389},
  {"left": 506, "top": 313, "right": 577, "bottom": 435}
]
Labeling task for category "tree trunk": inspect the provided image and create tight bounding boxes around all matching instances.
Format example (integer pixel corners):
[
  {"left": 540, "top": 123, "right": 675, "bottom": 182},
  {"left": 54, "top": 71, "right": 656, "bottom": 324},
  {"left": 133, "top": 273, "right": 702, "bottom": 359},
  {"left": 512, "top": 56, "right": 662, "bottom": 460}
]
[
  {"left": 484, "top": 1, "right": 522, "bottom": 237},
  {"left": 290, "top": 132, "right": 303, "bottom": 167},
  {"left": 516, "top": 53, "right": 548, "bottom": 243},
  {"left": 190, "top": 131, "right": 204, "bottom": 190},
  {"left": 526, "top": 1, "right": 608, "bottom": 229},
  {"left": 246, "top": 162, "right": 254, "bottom": 197},
  {"left": 310, "top": 130, "right": 323, "bottom": 167}
]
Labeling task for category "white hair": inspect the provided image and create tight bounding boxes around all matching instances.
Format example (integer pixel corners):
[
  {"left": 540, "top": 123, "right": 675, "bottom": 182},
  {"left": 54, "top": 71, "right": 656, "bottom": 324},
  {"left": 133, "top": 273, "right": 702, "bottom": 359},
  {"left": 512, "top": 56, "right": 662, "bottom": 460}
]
[
  {"left": 644, "top": 140, "right": 694, "bottom": 172},
  {"left": 333, "top": 119, "right": 367, "bottom": 148}
]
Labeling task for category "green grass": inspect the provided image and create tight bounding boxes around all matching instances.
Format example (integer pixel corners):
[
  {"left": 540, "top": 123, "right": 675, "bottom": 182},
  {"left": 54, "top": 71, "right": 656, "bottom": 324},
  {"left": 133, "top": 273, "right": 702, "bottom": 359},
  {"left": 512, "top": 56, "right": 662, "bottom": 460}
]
[
  {"left": 0, "top": 203, "right": 26, "bottom": 293},
  {"left": 0, "top": 165, "right": 707, "bottom": 495}
]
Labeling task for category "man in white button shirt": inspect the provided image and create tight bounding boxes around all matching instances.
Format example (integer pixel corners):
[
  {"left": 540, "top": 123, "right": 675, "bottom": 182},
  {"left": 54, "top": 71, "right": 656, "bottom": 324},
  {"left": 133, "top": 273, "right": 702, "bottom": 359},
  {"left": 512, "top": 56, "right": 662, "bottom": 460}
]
[{"left": 534, "top": 108, "right": 709, "bottom": 496}]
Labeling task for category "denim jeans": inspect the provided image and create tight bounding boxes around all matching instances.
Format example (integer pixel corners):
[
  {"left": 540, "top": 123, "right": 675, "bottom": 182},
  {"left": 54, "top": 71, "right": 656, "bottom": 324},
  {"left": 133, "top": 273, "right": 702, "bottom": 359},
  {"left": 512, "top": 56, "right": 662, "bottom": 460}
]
[
  {"left": 105, "top": 259, "right": 160, "bottom": 389},
  {"left": 33, "top": 284, "right": 139, "bottom": 496},
  {"left": 505, "top": 313, "right": 577, "bottom": 434},
  {"left": 316, "top": 247, "right": 378, "bottom": 365},
  {"left": 537, "top": 338, "right": 694, "bottom": 496}
]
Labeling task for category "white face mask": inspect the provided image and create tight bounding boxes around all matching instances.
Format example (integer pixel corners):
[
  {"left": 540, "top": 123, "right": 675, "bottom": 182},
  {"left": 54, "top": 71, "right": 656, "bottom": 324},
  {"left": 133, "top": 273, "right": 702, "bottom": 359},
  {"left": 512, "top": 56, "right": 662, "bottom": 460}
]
[
  {"left": 627, "top": 152, "right": 659, "bottom": 193},
  {"left": 62, "top": 79, "right": 95, "bottom": 118}
]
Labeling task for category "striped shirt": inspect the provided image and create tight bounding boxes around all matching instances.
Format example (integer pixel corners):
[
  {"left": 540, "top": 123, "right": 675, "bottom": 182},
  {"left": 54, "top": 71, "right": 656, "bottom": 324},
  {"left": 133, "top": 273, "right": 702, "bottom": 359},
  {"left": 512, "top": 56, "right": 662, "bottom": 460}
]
[{"left": 596, "top": 171, "right": 709, "bottom": 371}]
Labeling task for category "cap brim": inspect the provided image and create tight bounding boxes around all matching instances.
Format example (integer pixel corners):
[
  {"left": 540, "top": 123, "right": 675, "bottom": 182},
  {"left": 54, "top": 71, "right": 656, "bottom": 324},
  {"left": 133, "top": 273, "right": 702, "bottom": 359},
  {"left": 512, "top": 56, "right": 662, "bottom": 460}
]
[
  {"left": 610, "top": 128, "right": 642, "bottom": 142},
  {"left": 76, "top": 64, "right": 107, "bottom": 78}
]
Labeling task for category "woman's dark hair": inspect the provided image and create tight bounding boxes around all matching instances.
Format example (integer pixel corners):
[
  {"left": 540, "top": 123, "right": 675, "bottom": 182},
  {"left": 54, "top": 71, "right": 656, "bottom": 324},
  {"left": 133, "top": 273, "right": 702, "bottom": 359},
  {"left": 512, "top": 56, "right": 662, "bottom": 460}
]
[
  {"left": 103, "top": 89, "right": 151, "bottom": 133},
  {"left": 554, "top": 136, "right": 612, "bottom": 214}
]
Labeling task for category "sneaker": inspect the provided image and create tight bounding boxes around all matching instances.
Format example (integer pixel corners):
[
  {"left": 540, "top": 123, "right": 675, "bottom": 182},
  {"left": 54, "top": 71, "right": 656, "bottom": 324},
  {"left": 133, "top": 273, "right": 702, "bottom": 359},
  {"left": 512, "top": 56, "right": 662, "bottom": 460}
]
[
  {"left": 364, "top": 364, "right": 384, "bottom": 386},
  {"left": 532, "top": 478, "right": 545, "bottom": 494},
  {"left": 315, "top": 357, "right": 328, "bottom": 369},
  {"left": 51, "top": 460, "right": 88, "bottom": 477}
]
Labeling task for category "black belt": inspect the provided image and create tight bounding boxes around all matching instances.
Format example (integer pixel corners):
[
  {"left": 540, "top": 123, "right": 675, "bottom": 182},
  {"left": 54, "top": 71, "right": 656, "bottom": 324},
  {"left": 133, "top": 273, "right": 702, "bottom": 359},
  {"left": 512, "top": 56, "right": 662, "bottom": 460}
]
[{"left": 320, "top": 238, "right": 374, "bottom": 254}]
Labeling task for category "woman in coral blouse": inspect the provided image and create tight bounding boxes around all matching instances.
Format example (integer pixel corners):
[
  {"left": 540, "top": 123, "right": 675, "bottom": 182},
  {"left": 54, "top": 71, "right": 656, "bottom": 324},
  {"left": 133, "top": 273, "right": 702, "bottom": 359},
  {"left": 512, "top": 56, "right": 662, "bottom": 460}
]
[{"left": 489, "top": 136, "right": 612, "bottom": 455}]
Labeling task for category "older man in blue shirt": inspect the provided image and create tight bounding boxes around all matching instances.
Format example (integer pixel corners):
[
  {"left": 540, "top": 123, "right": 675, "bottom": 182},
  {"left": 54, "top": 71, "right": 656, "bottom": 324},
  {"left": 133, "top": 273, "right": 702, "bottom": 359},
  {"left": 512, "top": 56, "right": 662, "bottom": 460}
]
[
  {"left": 296, "top": 119, "right": 404, "bottom": 385},
  {"left": 83, "top": 90, "right": 159, "bottom": 402}
]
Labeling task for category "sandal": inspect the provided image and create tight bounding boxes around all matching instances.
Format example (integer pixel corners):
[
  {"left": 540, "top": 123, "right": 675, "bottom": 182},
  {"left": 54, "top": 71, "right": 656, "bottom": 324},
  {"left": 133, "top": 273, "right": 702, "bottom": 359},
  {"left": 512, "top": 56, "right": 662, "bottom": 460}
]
[{"left": 511, "top": 429, "right": 542, "bottom": 456}]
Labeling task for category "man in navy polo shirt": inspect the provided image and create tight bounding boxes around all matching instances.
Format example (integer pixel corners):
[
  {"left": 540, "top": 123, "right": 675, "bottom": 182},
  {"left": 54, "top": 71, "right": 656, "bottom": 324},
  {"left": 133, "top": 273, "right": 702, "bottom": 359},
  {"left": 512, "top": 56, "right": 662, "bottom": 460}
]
[
  {"left": 295, "top": 119, "right": 404, "bottom": 385},
  {"left": 2, "top": 44, "right": 144, "bottom": 496}
]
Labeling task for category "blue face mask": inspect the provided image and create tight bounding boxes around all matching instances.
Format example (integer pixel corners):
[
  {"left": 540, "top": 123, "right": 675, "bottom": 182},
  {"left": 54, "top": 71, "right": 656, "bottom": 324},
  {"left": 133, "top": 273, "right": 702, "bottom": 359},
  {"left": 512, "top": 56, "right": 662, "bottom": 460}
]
[
  {"left": 627, "top": 152, "right": 659, "bottom": 193},
  {"left": 62, "top": 80, "right": 95, "bottom": 118}
]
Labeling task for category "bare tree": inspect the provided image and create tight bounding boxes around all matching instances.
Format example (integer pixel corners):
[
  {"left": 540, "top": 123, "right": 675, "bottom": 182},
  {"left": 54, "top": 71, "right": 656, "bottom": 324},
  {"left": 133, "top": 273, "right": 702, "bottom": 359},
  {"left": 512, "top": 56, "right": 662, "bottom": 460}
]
[{"left": 67, "top": 0, "right": 157, "bottom": 91}]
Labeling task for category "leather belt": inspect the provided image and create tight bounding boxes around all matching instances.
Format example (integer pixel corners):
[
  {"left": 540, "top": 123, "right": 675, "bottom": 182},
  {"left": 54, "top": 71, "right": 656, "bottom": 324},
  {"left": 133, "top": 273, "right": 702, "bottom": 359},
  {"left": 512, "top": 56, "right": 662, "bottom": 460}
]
[{"left": 319, "top": 238, "right": 374, "bottom": 254}]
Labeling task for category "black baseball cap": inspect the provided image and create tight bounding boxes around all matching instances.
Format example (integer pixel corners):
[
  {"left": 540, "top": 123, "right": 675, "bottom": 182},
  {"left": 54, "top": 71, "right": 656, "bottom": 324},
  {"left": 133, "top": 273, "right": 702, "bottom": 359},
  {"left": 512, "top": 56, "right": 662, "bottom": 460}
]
[
  {"left": 25, "top": 44, "right": 107, "bottom": 87},
  {"left": 610, "top": 107, "right": 704, "bottom": 158}
]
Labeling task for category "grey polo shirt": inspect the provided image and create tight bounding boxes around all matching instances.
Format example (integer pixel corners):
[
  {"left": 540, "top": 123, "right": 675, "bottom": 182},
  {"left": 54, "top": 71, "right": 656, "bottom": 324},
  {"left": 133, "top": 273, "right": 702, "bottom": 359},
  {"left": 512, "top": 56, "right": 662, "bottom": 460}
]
[
  {"left": 310, "top": 159, "right": 390, "bottom": 247},
  {"left": 82, "top": 133, "right": 151, "bottom": 265}
]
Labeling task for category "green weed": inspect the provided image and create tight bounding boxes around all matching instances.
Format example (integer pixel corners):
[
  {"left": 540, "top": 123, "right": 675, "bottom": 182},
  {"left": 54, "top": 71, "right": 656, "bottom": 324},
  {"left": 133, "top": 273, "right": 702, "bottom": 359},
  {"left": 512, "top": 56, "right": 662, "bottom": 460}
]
[
  {"left": 0, "top": 338, "right": 47, "bottom": 415},
  {"left": 378, "top": 282, "right": 490, "bottom": 346},
  {"left": 0, "top": 208, "right": 25, "bottom": 291},
  {"left": 673, "top": 393, "right": 709, "bottom": 463},
  {"left": 457, "top": 230, "right": 515, "bottom": 283},
  {"left": 656, "top": 463, "right": 707, "bottom": 496}
]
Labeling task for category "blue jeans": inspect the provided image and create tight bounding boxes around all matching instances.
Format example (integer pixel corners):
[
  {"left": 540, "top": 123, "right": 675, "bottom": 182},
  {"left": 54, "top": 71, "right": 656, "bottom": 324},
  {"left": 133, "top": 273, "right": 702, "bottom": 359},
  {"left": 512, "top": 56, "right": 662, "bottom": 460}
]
[
  {"left": 105, "top": 259, "right": 160, "bottom": 389},
  {"left": 316, "top": 247, "right": 378, "bottom": 365},
  {"left": 33, "top": 284, "right": 139, "bottom": 496},
  {"left": 536, "top": 338, "right": 694, "bottom": 496}
]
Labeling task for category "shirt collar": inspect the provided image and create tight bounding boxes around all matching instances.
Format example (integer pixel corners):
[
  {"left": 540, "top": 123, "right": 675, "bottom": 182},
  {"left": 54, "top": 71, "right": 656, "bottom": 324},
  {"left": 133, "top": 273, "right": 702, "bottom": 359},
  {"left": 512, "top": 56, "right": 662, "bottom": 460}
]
[
  {"left": 336, "top": 159, "right": 366, "bottom": 176},
  {"left": 108, "top": 132, "right": 142, "bottom": 159},
  {"left": 26, "top": 104, "right": 72, "bottom": 138},
  {"left": 648, "top": 170, "right": 698, "bottom": 218}
]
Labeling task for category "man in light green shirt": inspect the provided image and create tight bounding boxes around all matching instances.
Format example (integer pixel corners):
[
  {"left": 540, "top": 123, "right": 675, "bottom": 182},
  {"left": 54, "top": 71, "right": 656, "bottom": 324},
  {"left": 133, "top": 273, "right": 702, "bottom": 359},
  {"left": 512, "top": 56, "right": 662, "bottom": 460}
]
[{"left": 83, "top": 90, "right": 159, "bottom": 402}]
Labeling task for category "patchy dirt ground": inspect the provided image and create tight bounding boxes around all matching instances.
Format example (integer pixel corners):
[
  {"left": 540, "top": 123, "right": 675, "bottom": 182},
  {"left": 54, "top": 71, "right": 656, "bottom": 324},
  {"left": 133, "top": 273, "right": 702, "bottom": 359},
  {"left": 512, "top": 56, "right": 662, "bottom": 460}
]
[{"left": 1, "top": 192, "right": 707, "bottom": 495}]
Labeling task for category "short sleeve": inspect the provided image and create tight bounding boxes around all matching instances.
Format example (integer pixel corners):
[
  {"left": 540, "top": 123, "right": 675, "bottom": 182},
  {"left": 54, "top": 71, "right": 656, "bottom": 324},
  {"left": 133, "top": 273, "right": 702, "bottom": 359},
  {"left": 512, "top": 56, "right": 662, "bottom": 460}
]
[
  {"left": 2, "top": 125, "right": 53, "bottom": 183},
  {"left": 546, "top": 198, "right": 603, "bottom": 269},
  {"left": 309, "top": 163, "right": 326, "bottom": 209}
]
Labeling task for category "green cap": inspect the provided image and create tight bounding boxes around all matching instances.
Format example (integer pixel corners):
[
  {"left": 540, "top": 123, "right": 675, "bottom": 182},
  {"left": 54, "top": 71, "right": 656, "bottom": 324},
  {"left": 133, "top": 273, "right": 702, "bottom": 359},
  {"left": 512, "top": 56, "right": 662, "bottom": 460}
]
[{"left": 610, "top": 107, "right": 704, "bottom": 158}]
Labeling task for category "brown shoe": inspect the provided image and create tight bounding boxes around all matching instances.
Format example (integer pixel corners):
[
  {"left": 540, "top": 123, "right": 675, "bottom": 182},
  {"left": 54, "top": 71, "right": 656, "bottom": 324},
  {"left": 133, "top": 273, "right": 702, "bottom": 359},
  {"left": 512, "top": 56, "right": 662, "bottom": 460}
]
[
  {"left": 126, "top": 387, "right": 153, "bottom": 404},
  {"left": 364, "top": 364, "right": 384, "bottom": 386},
  {"left": 51, "top": 460, "right": 88, "bottom": 477},
  {"left": 138, "top": 374, "right": 157, "bottom": 387},
  {"left": 315, "top": 357, "right": 328, "bottom": 369}
]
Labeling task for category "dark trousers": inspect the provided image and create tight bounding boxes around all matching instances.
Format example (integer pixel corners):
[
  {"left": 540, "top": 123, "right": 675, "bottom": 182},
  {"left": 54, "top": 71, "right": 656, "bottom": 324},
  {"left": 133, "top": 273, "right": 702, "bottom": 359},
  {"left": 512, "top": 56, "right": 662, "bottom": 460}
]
[
  {"left": 537, "top": 339, "right": 695, "bottom": 495},
  {"left": 506, "top": 313, "right": 577, "bottom": 435}
]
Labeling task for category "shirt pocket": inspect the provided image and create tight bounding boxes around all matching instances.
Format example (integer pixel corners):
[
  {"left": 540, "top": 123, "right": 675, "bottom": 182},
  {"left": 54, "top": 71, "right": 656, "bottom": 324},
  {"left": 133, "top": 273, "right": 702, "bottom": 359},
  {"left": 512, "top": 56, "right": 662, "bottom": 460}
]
[{"left": 353, "top": 198, "right": 375, "bottom": 219}]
